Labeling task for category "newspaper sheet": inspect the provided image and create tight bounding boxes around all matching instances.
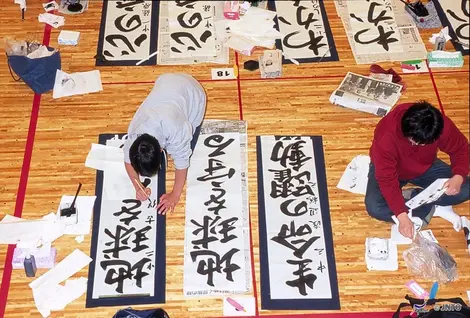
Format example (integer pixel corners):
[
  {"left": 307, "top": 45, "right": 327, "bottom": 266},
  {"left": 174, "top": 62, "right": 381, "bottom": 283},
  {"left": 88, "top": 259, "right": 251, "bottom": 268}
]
[
  {"left": 330, "top": 72, "right": 403, "bottom": 117},
  {"left": 335, "top": 0, "right": 427, "bottom": 64},
  {"left": 157, "top": 1, "right": 229, "bottom": 65}
]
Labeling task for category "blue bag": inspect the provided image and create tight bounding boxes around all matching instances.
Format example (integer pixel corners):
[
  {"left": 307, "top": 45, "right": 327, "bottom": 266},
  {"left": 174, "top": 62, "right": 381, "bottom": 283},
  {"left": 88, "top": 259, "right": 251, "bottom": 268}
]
[
  {"left": 113, "top": 308, "right": 169, "bottom": 318},
  {"left": 7, "top": 47, "right": 61, "bottom": 94}
]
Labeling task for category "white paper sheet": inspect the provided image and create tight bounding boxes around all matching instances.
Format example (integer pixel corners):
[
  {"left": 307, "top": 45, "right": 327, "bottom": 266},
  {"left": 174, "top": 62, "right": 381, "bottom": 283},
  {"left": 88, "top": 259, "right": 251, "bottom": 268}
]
[
  {"left": 30, "top": 249, "right": 92, "bottom": 317},
  {"left": 85, "top": 143, "right": 125, "bottom": 172},
  {"left": 223, "top": 296, "right": 256, "bottom": 316},
  {"left": 0, "top": 214, "right": 64, "bottom": 246},
  {"left": 405, "top": 178, "right": 448, "bottom": 210},
  {"left": 47, "top": 277, "right": 87, "bottom": 311},
  {"left": 55, "top": 195, "right": 96, "bottom": 235},
  {"left": 53, "top": 70, "right": 102, "bottom": 99},
  {"left": 365, "top": 238, "right": 398, "bottom": 271},
  {"left": 467, "top": 290, "right": 470, "bottom": 303},
  {"left": 38, "top": 13, "right": 65, "bottom": 28},
  {"left": 337, "top": 155, "right": 370, "bottom": 195}
]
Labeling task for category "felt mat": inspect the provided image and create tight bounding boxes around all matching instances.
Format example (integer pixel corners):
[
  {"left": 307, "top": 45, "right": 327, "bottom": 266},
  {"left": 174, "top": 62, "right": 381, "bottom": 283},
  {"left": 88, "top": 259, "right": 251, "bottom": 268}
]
[
  {"left": 86, "top": 134, "right": 166, "bottom": 307},
  {"left": 95, "top": 0, "right": 159, "bottom": 66},
  {"left": 433, "top": 0, "right": 469, "bottom": 55},
  {"left": 268, "top": 0, "right": 339, "bottom": 64},
  {"left": 256, "top": 136, "right": 339, "bottom": 310}
]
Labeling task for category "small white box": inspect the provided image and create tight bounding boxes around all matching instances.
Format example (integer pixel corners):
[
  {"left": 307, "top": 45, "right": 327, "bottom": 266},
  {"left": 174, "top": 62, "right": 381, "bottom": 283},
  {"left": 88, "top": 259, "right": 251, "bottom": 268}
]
[{"left": 58, "top": 30, "right": 80, "bottom": 46}]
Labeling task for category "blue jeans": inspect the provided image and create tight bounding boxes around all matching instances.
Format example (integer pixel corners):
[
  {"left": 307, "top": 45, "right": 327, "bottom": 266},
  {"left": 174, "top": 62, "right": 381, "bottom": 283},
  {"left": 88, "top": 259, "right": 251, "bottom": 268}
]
[{"left": 365, "top": 159, "right": 469, "bottom": 223}]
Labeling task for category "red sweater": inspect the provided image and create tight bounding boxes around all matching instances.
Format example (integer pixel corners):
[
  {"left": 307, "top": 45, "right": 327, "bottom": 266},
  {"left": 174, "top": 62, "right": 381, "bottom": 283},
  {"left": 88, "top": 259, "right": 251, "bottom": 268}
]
[{"left": 370, "top": 103, "right": 469, "bottom": 216}]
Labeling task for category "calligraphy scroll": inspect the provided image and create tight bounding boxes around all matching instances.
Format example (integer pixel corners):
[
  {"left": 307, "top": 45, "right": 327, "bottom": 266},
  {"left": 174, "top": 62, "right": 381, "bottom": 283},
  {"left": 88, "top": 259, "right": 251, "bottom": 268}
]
[
  {"left": 257, "top": 136, "right": 340, "bottom": 310},
  {"left": 167, "top": 1, "right": 216, "bottom": 58},
  {"left": 184, "top": 120, "right": 252, "bottom": 297},
  {"left": 268, "top": 0, "right": 339, "bottom": 63},
  {"left": 96, "top": 0, "right": 159, "bottom": 66},
  {"left": 434, "top": 0, "right": 470, "bottom": 54},
  {"left": 336, "top": 0, "right": 427, "bottom": 64},
  {"left": 157, "top": 1, "right": 229, "bottom": 65},
  {"left": 86, "top": 134, "right": 166, "bottom": 307}
]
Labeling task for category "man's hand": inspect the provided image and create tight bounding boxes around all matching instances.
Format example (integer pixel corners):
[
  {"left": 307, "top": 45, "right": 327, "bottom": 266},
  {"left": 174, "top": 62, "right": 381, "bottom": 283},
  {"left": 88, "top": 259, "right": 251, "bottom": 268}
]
[
  {"left": 157, "top": 191, "right": 180, "bottom": 215},
  {"left": 136, "top": 186, "right": 151, "bottom": 201},
  {"left": 444, "top": 175, "right": 464, "bottom": 196},
  {"left": 397, "top": 212, "right": 414, "bottom": 239}
]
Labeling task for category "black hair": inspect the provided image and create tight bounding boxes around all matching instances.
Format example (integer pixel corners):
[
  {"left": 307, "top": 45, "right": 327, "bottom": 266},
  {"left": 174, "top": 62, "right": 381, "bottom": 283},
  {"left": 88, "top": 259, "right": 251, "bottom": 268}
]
[
  {"left": 401, "top": 101, "right": 444, "bottom": 145},
  {"left": 129, "top": 133, "right": 161, "bottom": 177}
]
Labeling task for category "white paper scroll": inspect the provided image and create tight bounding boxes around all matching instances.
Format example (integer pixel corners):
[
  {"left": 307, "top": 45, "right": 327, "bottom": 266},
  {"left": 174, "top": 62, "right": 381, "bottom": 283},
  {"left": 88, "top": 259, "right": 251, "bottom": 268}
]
[
  {"left": 91, "top": 134, "right": 159, "bottom": 299},
  {"left": 335, "top": 0, "right": 427, "bottom": 64},
  {"left": 184, "top": 129, "right": 251, "bottom": 297},
  {"left": 167, "top": 1, "right": 217, "bottom": 58},
  {"left": 348, "top": 0, "right": 404, "bottom": 55},
  {"left": 158, "top": 1, "right": 229, "bottom": 65},
  {"left": 275, "top": 0, "right": 331, "bottom": 59},
  {"left": 100, "top": 1, "right": 155, "bottom": 61},
  {"left": 437, "top": 0, "right": 470, "bottom": 48},
  {"left": 259, "top": 136, "right": 332, "bottom": 300}
]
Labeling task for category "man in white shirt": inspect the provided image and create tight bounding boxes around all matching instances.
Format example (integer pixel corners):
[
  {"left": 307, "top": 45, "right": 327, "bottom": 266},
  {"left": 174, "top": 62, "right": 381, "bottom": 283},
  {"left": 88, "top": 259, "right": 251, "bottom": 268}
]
[{"left": 123, "top": 73, "right": 206, "bottom": 215}]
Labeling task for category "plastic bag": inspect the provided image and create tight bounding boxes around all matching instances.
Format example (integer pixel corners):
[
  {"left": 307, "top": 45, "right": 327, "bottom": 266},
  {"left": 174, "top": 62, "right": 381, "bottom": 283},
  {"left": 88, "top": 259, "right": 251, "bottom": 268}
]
[{"left": 403, "top": 235, "right": 458, "bottom": 284}]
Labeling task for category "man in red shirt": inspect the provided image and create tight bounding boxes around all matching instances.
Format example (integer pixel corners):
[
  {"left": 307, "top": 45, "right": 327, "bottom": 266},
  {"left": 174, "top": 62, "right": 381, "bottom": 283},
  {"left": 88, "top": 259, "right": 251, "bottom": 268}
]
[{"left": 366, "top": 101, "right": 469, "bottom": 239}]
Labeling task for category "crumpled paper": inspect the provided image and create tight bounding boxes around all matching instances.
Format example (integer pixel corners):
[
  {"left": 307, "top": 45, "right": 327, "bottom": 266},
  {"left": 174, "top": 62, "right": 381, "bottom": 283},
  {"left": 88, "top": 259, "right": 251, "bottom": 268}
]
[{"left": 429, "top": 26, "right": 452, "bottom": 44}]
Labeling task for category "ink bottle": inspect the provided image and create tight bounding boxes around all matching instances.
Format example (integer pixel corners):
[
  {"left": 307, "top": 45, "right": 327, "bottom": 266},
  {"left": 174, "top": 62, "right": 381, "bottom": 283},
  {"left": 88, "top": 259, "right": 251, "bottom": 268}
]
[{"left": 24, "top": 253, "right": 37, "bottom": 277}]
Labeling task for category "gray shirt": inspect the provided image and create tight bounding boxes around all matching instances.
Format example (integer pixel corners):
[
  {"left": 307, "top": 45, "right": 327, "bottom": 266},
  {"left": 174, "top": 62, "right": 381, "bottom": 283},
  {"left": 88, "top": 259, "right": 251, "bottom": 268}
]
[{"left": 123, "top": 73, "right": 206, "bottom": 169}]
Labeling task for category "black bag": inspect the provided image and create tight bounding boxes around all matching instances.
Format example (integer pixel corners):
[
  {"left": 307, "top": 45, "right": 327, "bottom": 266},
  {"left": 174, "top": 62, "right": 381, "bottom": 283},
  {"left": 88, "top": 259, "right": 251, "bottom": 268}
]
[
  {"left": 113, "top": 307, "right": 170, "bottom": 318},
  {"left": 7, "top": 47, "right": 61, "bottom": 94},
  {"left": 393, "top": 294, "right": 470, "bottom": 318}
]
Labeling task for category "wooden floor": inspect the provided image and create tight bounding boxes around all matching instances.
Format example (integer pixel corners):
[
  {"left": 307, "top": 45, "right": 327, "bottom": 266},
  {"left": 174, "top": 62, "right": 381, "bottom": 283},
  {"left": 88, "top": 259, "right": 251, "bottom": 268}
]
[{"left": 0, "top": 2, "right": 469, "bottom": 318}]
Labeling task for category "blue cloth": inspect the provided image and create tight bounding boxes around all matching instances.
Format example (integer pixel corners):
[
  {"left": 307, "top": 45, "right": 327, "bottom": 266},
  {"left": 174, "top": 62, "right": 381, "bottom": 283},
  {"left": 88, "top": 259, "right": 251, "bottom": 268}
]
[
  {"left": 113, "top": 308, "right": 169, "bottom": 318},
  {"left": 365, "top": 159, "right": 470, "bottom": 223},
  {"left": 7, "top": 48, "right": 61, "bottom": 94}
]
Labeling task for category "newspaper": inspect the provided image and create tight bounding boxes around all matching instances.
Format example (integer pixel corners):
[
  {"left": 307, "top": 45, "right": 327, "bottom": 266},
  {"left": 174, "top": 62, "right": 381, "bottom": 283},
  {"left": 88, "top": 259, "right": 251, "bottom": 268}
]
[
  {"left": 335, "top": 0, "right": 427, "bottom": 64},
  {"left": 157, "top": 1, "right": 229, "bottom": 65},
  {"left": 330, "top": 72, "right": 403, "bottom": 117}
]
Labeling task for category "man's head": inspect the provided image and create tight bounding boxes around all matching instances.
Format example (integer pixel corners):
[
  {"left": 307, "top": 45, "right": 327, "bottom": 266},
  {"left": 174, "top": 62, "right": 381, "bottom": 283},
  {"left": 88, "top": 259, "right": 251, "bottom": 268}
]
[
  {"left": 401, "top": 101, "right": 444, "bottom": 146},
  {"left": 129, "top": 134, "right": 161, "bottom": 177}
]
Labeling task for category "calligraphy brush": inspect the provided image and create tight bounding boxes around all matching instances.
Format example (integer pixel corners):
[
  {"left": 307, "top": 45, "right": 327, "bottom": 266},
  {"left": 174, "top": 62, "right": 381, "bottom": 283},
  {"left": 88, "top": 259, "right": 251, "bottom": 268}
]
[
  {"left": 317, "top": 45, "right": 332, "bottom": 63},
  {"left": 134, "top": 178, "right": 152, "bottom": 203}
]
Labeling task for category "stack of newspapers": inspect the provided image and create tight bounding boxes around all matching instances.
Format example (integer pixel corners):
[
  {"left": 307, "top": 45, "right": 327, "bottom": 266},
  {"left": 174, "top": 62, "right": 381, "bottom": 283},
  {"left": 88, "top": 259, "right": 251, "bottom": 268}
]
[{"left": 329, "top": 72, "right": 403, "bottom": 117}]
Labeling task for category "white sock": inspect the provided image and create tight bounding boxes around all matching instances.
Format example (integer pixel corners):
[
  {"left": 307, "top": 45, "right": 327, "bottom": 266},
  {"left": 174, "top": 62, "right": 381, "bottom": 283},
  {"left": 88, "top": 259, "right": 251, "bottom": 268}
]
[{"left": 434, "top": 205, "right": 462, "bottom": 232}]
